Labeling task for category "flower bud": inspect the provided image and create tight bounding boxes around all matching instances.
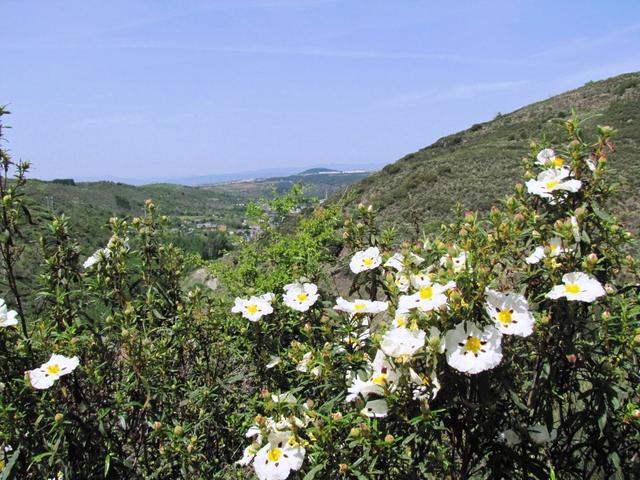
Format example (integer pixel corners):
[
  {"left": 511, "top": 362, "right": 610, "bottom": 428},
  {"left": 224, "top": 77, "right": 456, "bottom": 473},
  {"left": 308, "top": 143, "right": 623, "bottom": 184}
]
[
  {"left": 255, "top": 415, "right": 266, "bottom": 427},
  {"left": 339, "top": 463, "right": 349, "bottom": 474},
  {"left": 260, "top": 387, "right": 270, "bottom": 400},
  {"left": 384, "top": 434, "right": 395, "bottom": 444},
  {"left": 633, "top": 409, "right": 640, "bottom": 419},
  {"left": 54, "top": 413, "right": 64, "bottom": 423},
  {"left": 331, "top": 412, "right": 343, "bottom": 421},
  {"left": 359, "top": 423, "right": 370, "bottom": 437},
  {"left": 602, "top": 311, "right": 611, "bottom": 321},
  {"left": 349, "top": 427, "right": 360, "bottom": 438},
  {"left": 187, "top": 444, "right": 194, "bottom": 453},
  {"left": 153, "top": 421, "right": 162, "bottom": 431},
  {"left": 357, "top": 203, "right": 365, "bottom": 210},
  {"left": 173, "top": 425, "right": 184, "bottom": 436},
  {"left": 367, "top": 205, "right": 373, "bottom": 213},
  {"left": 305, "top": 399, "right": 315, "bottom": 409}
]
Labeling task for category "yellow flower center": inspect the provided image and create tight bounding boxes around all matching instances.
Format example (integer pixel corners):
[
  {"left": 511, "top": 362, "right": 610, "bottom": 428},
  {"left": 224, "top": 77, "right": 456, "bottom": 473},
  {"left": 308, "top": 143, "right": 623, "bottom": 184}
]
[
  {"left": 46, "top": 364, "right": 61, "bottom": 375},
  {"left": 497, "top": 309, "right": 513, "bottom": 325},
  {"left": 549, "top": 243, "right": 557, "bottom": 252},
  {"left": 565, "top": 283, "right": 581, "bottom": 294},
  {"left": 354, "top": 303, "right": 366, "bottom": 311},
  {"left": 287, "top": 436, "right": 299, "bottom": 447},
  {"left": 552, "top": 157, "right": 564, "bottom": 168},
  {"left": 363, "top": 258, "right": 374, "bottom": 267},
  {"left": 296, "top": 293, "right": 308, "bottom": 302},
  {"left": 396, "top": 316, "right": 406, "bottom": 328},
  {"left": 246, "top": 304, "right": 258, "bottom": 314},
  {"left": 267, "top": 448, "right": 282, "bottom": 462},
  {"left": 464, "top": 337, "right": 482, "bottom": 354},
  {"left": 419, "top": 286, "right": 433, "bottom": 300},
  {"left": 372, "top": 373, "right": 387, "bottom": 385},
  {"left": 545, "top": 180, "right": 560, "bottom": 190}
]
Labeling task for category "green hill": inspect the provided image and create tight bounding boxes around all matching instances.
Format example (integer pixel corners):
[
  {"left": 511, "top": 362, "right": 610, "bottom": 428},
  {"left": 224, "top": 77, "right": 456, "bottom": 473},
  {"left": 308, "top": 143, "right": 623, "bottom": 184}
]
[
  {"left": 340, "top": 72, "right": 640, "bottom": 237},
  {"left": 23, "top": 180, "right": 245, "bottom": 251}
]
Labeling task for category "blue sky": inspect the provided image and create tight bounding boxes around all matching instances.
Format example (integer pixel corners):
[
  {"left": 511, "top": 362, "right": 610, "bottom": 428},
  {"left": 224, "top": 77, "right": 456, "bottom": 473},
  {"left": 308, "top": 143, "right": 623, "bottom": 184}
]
[{"left": 2, "top": 0, "right": 640, "bottom": 182}]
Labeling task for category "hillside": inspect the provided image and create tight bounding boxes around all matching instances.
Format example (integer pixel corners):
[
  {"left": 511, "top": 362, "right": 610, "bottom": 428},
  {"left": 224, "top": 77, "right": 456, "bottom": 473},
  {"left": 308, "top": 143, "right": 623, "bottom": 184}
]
[
  {"left": 23, "top": 180, "right": 246, "bottom": 252},
  {"left": 341, "top": 72, "right": 640, "bottom": 237}
]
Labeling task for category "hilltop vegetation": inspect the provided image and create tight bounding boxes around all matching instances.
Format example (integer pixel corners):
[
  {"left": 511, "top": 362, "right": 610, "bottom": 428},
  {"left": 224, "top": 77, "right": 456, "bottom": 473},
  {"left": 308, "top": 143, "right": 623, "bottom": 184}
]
[{"left": 342, "top": 72, "right": 640, "bottom": 237}]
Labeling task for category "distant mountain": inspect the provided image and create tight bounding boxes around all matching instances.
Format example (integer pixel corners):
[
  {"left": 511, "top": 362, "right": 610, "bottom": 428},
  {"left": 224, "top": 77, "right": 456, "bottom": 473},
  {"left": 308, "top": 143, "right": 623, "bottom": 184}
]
[
  {"left": 209, "top": 168, "right": 376, "bottom": 199},
  {"left": 299, "top": 168, "right": 339, "bottom": 175},
  {"left": 339, "top": 72, "right": 640, "bottom": 237},
  {"left": 70, "top": 163, "right": 385, "bottom": 186}
]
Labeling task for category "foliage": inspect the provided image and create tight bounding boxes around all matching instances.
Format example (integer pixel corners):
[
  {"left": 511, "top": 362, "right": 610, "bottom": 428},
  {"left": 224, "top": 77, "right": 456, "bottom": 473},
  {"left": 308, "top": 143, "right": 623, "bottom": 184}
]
[{"left": 0, "top": 105, "right": 639, "bottom": 480}]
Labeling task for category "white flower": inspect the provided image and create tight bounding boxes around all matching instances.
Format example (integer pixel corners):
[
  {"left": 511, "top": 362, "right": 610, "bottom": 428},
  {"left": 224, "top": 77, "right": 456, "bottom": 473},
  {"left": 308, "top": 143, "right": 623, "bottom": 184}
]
[
  {"left": 536, "top": 148, "right": 564, "bottom": 168},
  {"left": 253, "top": 431, "right": 305, "bottom": 480},
  {"left": 83, "top": 248, "right": 108, "bottom": 269},
  {"left": 525, "top": 167, "right": 582, "bottom": 200},
  {"left": 498, "top": 429, "right": 522, "bottom": 447},
  {"left": 231, "top": 295, "right": 274, "bottom": 322},
  {"left": 392, "top": 311, "right": 410, "bottom": 328},
  {"left": 440, "top": 251, "right": 467, "bottom": 273},
  {"left": 350, "top": 247, "right": 382, "bottom": 274},
  {"left": 410, "top": 368, "right": 440, "bottom": 401},
  {"left": 361, "top": 399, "right": 388, "bottom": 418},
  {"left": 384, "top": 252, "right": 424, "bottom": 272},
  {"left": 266, "top": 356, "right": 281, "bottom": 369},
  {"left": 283, "top": 282, "right": 318, "bottom": 312},
  {"left": 410, "top": 270, "right": 433, "bottom": 288},
  {"left": 398, "top": 281, "right": 455, "bottom": 313},
  {"left": 345, "top": 350, "right": 399, "bottom": 402},
  {"left": 334, "top": 297, "right": 388, "bottom": 316},
  {"left": 444, "top": 322, "right": 502, "bottom": 374},
  {"left": 296, "top": 352, "right": 312, "bottom": 373},
  {"left": 271, "top": 392, "right": 297, "bottom": 404},
  {"left": 485, "top": 289, "right": 534, "bottom": 337},
  {"left": 380, "top": 327, "right": 426, "bottom": 359},
  {"left": 346, "top": 377, "right": 384, "bottom": 403},
  {"left": 528, "top": 424, "right": 557, "bottom": 444},
  {"left": 27, "top": 354, "right": 79, "bottom": 390},
  {"left": 246, "top": 426, "right": 262, "bottom": 443},
  {"left": 0, "top": 299, "right": 18, "bottom": 328},
  {"left": 237, "top": 443, "right": 260, "bottom": 466},
  {"left": 260, "top": 293, "right": 276, "bottom": 303},
  {"left": 394, "top": 273, "right": 411, "bottom": 293},
  {"left": 525, "top": 237, "right": 567, "bottom": 264},
  {"left": 546, "top": 272, "right": 605, "bottom": 302}
]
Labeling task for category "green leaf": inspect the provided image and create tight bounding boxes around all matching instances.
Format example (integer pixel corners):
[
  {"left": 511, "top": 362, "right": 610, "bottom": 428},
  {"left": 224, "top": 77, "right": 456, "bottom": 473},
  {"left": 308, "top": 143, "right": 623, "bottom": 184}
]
[
  {"left": 592, "top": 204, "right": 614, "bottom": 223},
  {"left": 303, "top": 463, "right": 326, "bottom": 480},
  {"left": 0, "top": 446, "right": 20, "bottom": 480}
]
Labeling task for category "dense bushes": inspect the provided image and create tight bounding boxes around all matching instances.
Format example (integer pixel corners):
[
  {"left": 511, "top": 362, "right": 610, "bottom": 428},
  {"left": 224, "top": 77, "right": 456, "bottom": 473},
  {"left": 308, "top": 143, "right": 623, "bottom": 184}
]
[{"left": 0, "top": 106, "right": 639, "bottom": 479}]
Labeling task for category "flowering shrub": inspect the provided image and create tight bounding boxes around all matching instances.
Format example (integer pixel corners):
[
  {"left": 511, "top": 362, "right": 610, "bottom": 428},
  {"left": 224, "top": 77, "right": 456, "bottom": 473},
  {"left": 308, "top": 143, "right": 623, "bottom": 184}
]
[
  {"left": 0, "top": 106, "right": 639, "bottom": 479},
  {"left": 231, "top": 117, "right": 640, "bottom": 479}
]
